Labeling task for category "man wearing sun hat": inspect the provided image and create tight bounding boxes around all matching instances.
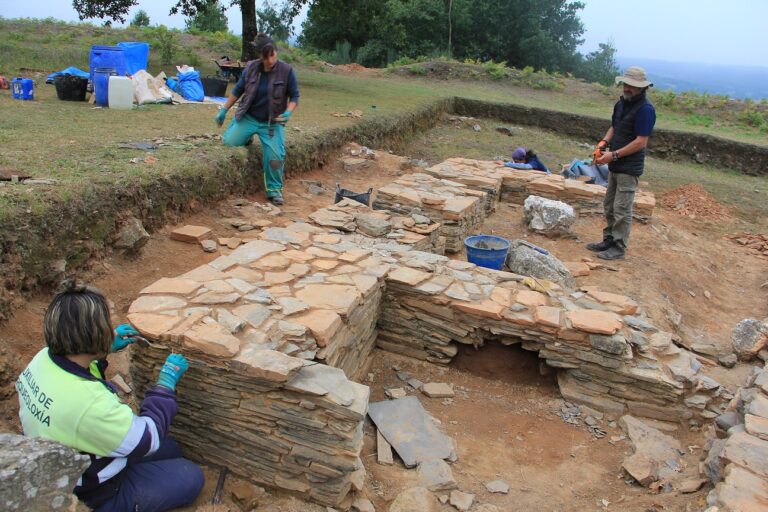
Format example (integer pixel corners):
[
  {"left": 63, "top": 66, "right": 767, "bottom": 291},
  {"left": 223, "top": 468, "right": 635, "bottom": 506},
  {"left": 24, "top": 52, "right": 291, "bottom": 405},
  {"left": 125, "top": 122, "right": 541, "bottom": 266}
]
[{"left": 587, "top": 66, "right": 656, "bottom": 260}]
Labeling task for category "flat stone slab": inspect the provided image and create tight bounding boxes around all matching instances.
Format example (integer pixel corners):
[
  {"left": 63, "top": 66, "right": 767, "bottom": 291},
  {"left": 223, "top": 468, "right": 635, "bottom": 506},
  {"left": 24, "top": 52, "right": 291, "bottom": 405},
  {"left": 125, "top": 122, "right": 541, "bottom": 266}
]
[
  {"left": 418, "top": 458, "right": 457, "bottom": 491},
  {"left": 422, "top": 382, "right": 455, "bottom": 398},
  {"left": 368, "top": 396, "right": 455, "bottom": 468},
  {"left": 484, "top": 480, "right": 510, "bottom": 494},
  {"left": 170, "top": 225, "right": 212, "bottom": 243}
]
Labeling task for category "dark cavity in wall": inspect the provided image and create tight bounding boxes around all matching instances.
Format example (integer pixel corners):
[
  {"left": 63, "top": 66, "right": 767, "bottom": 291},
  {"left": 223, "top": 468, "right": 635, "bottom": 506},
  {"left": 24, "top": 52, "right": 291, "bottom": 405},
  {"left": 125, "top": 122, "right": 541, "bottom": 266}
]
[{"left": 450, "top": 341, "right": 557, "bottom": 389}]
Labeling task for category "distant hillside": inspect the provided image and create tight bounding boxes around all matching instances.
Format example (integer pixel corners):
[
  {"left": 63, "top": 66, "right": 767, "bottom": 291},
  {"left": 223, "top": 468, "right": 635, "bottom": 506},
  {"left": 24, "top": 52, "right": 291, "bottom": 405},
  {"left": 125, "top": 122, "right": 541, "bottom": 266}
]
[
  {"left": 617, "top": 56, "right": 768, "bottom": 100},
  {"left": 0, "top": 17, "right": 240, "bottom": 76}
]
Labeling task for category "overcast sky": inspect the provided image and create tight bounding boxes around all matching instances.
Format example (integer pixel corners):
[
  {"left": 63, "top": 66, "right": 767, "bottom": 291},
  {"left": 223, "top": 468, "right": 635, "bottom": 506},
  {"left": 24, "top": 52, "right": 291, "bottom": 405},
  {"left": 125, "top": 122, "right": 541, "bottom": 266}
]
[{"left": 2, "top": 1, "right": 767, "bottom": 68}]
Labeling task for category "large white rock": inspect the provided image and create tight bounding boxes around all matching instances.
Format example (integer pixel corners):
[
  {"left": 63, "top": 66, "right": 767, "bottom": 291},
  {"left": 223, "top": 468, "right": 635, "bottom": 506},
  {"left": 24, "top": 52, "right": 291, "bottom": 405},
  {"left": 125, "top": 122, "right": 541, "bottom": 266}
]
[{"left": 523, "top": 195, "right": 576, "bottom": 236}]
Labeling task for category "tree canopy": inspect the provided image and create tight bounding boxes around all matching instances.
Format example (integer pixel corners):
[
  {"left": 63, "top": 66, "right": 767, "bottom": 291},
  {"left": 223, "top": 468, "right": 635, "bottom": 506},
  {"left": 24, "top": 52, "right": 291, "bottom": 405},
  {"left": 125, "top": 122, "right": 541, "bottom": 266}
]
[
  {"left": 184, "top": 0, "right": 228, "bottom": 33},
  {"left": 300, "top": 0, "right": 619, "bottom": 84},
  {"left": 129, "top": 8, "right": 150, "bottom": 27},
  {"left": 72, "top": 0, "right": 309, "bottom": 60}
]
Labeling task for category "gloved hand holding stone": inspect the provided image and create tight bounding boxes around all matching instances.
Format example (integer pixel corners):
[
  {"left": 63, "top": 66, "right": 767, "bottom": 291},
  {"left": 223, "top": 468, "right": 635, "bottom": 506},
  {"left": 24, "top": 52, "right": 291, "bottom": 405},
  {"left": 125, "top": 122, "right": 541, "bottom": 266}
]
[
  {"left": 156, "top": 354, "right": 189, "bottom": 391},
  {"left": 215, "top": 107, "right": 228, "bottom": 127},
  {"left": 111, "top": 323, "right": 140, "bottom": 353}
]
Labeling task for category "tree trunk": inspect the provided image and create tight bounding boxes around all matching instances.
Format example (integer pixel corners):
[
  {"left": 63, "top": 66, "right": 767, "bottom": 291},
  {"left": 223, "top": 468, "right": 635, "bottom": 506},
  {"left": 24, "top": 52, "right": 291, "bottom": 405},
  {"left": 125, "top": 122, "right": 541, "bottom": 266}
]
[
  {"left": 447, "top": 0, "right": 453, "bottom": 58},
  {"left": 241, "top": 0, "right": 258, "bottom": 61}
]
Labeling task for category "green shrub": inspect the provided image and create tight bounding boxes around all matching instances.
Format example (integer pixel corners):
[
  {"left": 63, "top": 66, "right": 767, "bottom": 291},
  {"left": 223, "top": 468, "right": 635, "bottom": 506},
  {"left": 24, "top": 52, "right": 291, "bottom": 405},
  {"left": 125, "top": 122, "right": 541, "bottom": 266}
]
[
  {"left": 482, "top": 60, "right": 507, "bottom": 80},
  {"left": 687, "top": 114, "right": 713, "bottom": 127}
]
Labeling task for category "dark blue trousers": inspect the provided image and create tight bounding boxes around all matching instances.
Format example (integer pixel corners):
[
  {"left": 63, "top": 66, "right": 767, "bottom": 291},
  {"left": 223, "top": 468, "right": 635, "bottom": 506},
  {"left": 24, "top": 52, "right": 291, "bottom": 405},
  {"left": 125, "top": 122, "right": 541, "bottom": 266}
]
[{"left": 95, "top": 438, "right": 204, "bottom": 512}]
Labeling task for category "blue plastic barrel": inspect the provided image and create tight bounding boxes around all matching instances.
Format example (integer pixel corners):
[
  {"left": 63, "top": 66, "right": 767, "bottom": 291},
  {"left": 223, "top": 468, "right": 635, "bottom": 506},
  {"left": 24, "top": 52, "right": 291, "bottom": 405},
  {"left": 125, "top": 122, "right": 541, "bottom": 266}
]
[
  {"left": 117, "top": 42, "right": 150, "bottom": 74},
  {"left": 89, "top": 46, "right": 127, "bottom": 82},
  {"left": 464, "top": 235, "right": 510, "bottom": 270},
  {"left": 94, "top": 68, "right": 116, "bottom": 106},
  {"left": 12, "top": 78, "right": 34, "bottom": 100}
]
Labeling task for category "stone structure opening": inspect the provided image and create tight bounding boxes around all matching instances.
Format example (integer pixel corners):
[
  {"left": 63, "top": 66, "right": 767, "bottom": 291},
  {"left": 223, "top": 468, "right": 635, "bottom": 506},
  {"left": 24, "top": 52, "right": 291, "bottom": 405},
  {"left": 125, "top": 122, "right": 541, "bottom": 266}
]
[{"left": 451, "top": 341, "right": 556, "bottom": 388}]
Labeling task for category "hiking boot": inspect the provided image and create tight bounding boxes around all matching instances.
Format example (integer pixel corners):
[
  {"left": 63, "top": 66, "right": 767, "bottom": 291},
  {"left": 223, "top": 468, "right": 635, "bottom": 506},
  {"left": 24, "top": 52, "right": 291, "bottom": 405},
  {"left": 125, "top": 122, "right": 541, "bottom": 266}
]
[
  {"left": 597, "top": 244, "right": 625, "bottom": 260},
  {"left": 586, "top": 239, "right": 613, "bottom": 252},
  {"left": 270, "top": 195, "right": 284, "bottom": 206}
]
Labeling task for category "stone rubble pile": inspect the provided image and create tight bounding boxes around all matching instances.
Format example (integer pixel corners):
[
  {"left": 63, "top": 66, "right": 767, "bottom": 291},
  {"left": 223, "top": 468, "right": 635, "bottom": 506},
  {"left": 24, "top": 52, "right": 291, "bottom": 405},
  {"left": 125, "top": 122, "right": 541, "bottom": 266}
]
[
  {"left": 372, "top": 173, "right": 487, "bottom": 253},
  {"left": 702, "top": 365, "right": 768, "bottom": 510},
  {"left": 425, "top": 157, "right": 656, "bottom": 220},
  {"left": 310, "top": 198, "right": 444, "bottom": 254}
]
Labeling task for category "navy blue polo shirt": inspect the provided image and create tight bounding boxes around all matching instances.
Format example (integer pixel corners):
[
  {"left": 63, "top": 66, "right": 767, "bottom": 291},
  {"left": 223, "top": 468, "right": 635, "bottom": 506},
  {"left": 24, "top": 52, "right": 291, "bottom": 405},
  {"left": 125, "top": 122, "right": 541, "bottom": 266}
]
[{"left": 612, "top": 101, "right": 656, "bottom": 137}]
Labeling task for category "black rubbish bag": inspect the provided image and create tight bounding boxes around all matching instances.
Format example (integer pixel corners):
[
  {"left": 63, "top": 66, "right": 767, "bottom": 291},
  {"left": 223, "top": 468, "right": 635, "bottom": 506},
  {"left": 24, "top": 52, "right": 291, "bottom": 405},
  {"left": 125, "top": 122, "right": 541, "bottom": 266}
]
[{"left": 54, "top": 75, "right": 88, "bottom": 101}]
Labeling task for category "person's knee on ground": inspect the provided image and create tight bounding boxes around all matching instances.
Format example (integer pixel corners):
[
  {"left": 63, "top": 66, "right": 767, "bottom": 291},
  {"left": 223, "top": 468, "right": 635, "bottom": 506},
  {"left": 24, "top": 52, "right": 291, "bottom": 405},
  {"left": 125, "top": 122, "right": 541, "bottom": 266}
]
[{"left": 176, "top": 459, "right": 205, "bottom": 505}]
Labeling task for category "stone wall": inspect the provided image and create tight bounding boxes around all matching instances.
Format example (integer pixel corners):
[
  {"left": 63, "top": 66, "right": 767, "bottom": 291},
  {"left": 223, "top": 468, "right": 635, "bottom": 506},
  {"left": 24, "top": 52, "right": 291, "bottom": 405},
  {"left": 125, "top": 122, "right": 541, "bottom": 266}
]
[
  {"left": 372, "top": 173, "right": 487, "bottom": 253},
  {"left": 128, "top": 197, "right": 727, "bottom": 507},
  {"left": 131, "top": 349, "right": 368, "bottom": 507},
  {"left": 425, "top": 157, "right": 656, "bottom": 220},
  {"left": 0, "top": 433, "right": 90, "bottom": 512},
  {"left": 375, "top": 255, "right": 725, "bottom": 423},
  {"left": 703, "top": 365, "right": 768, "bottom": 510},
  {"left": 453, "top": 97, "right": 768, "bottom": 177}
]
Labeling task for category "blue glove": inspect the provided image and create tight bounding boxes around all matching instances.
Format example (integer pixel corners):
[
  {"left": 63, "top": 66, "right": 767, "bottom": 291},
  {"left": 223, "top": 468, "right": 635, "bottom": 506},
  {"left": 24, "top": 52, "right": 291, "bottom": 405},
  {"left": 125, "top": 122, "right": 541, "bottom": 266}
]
[
  {"left": 111, "top": 324, "right": 140, "bottom": 352},
  {"left": 156, "top": 354, "right": 189, "bottom": 391},
  {"left": 275, "top": 109, "right": 292, "bottom": 124},
  {"left": 215, "top": 107, "right": 228, "bottom": 127}
]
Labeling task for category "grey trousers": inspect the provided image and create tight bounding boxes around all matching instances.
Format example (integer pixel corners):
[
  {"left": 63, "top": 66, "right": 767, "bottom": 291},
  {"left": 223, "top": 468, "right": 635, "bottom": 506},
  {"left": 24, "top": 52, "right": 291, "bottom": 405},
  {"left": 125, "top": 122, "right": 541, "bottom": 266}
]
[{"left": 602, "top": 171, "right": 639, "bottom": 250}]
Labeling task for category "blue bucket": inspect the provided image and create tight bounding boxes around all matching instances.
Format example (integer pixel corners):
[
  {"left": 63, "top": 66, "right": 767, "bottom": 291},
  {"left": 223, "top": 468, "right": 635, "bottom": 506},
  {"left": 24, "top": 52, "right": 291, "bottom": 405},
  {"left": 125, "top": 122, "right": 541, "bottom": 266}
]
[
  {"left": 12, "top": 78, "right": 34, "bottom": 100},
  {"left": 89, "top": 46, "right": 127, "bottom": 82},
  {"left": 94, "top": 67, "right": 116, "bottom": 106},
  {"left": 464, "top": 235, "right": 510, "bottom": 270}
]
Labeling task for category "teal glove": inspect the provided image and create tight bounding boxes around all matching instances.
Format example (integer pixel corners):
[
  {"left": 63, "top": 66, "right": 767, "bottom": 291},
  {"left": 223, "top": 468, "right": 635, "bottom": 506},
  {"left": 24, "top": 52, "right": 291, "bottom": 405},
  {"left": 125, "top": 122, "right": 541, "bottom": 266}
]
[
  {"left": 215, "top": 107, "right": 228, "bottom": 127},
  {"left": 111, "top": 324, "right": 140, "bottom": 352},
  {"left": 156, "top": 354, "right": 189, "bottom": 391},
  {"left": 275, "top": 109, "right": 292, "bottom": 124}
]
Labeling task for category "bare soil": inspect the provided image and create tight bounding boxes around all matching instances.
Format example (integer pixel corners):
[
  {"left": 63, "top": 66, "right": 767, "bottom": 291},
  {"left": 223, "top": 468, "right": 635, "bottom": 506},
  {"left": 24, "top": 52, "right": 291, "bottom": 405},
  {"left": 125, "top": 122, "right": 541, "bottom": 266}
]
[{"left": 0, "top": 143, "right": 766, "bottom": 511}]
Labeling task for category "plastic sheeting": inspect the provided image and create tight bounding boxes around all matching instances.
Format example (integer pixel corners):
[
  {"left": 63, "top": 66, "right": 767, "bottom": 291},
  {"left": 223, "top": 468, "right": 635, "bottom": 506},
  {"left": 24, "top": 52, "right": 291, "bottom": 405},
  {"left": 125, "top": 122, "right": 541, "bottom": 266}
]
[{"left": 45, "top": 67, "right": 89, "bottom": 84}]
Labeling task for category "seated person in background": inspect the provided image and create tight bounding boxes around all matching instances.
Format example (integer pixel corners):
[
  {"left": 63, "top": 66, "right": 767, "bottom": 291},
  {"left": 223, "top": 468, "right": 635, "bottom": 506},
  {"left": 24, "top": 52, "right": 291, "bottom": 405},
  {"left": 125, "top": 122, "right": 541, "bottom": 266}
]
[
  {"left": 500, "top": 147, "right": 551, "bottom": 173},
  {"left": 16, "top": 280, "right": 203, "bottom": 512}
]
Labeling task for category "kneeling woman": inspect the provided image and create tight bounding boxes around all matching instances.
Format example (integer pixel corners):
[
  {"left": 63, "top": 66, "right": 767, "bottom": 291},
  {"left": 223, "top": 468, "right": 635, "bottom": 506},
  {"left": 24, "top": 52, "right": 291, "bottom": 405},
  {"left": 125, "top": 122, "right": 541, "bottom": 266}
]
[
  {"left": 216, "top": 34, "right": 300, "bottom": 206},
  {"left": 16, "top": 280, "right": 203, "bottom": 512}
]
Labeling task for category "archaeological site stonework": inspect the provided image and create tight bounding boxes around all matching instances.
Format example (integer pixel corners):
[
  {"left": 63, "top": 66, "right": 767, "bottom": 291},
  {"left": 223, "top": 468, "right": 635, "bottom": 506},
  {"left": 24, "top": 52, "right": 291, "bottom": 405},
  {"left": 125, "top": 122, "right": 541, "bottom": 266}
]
[{"left": 126, "top": 158, "right": 728, "bottom": 508}]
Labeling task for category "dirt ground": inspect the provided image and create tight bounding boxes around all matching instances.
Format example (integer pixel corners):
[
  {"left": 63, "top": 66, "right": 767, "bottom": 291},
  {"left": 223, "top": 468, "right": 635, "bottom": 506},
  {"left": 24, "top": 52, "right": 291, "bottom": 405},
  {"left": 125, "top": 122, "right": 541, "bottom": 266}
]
[{"left": 0, "top": 141, "right": 766, "bottom": 511}]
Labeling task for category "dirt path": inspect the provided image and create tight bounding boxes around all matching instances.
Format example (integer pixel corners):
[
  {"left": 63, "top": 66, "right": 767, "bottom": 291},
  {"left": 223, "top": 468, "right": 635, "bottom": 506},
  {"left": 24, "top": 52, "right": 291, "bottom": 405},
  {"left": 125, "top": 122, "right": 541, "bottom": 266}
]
[{"left": 0, "top": 143, "right": 765, "bottom": 511}]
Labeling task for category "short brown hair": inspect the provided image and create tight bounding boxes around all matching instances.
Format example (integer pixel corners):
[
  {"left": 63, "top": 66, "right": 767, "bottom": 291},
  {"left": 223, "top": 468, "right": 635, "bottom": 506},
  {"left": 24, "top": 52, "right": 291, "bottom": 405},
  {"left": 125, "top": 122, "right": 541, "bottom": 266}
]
[{"left": 44, "top": 279, "right": 113, "bottom": 356}]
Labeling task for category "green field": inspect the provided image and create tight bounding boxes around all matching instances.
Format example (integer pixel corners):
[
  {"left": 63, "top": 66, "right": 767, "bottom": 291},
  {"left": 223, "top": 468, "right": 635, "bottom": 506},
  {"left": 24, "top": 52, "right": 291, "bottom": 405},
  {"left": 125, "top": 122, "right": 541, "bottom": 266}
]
[{"left": 1, "top": 18, "right": 767, "bottom": 224}]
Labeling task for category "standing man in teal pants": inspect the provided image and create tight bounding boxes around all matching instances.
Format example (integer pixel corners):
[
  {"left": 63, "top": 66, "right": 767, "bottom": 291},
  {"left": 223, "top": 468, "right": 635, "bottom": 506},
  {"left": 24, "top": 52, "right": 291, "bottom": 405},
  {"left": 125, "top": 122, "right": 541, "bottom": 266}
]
[{"left": 216, "top": 35, "right": 299, "bottom": 205}]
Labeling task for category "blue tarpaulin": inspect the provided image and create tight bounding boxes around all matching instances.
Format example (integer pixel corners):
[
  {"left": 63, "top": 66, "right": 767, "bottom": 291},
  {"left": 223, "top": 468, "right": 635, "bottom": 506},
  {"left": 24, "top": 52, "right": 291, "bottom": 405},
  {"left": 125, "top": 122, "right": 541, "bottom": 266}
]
[{"left": 46, "top": 67, "right": 89, "bottom": 84}]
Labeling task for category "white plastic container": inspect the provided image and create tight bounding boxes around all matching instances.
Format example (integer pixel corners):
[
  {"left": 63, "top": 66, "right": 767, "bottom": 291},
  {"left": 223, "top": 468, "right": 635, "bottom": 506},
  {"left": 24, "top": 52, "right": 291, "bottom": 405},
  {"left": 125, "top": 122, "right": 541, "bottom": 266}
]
[{"left": 107, "top": 76, "right": 134, "bottom": 109}]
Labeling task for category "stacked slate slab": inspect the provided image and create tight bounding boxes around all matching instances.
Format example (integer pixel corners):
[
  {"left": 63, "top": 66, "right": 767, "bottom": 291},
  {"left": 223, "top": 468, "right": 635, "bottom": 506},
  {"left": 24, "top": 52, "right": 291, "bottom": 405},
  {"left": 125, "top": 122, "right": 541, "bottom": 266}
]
[
  {"left": 372, "top": 173, "right": 487, "bottom": 253},
  {"left": 376, "top": 257, "right": 726, "bottom": 423},
  {"left": 128, "top": 198, "right": 716, "bottom": 508},
  {"left": 424, "top": 158, "right": 503, "bottom": 213},
  {"left": 423, "top": 157, "right": 656, "bottom": 221},
  {"left": 702, "top": 366, "right": 768, "bottom": 510}
]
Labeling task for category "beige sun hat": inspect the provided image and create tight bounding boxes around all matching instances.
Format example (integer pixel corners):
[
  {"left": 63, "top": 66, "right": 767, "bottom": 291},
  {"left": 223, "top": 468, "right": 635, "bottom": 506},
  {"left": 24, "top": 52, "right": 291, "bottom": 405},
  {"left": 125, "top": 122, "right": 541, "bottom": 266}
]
[{"left": 615, "top": 66, "right": 653, "bottom": 88}]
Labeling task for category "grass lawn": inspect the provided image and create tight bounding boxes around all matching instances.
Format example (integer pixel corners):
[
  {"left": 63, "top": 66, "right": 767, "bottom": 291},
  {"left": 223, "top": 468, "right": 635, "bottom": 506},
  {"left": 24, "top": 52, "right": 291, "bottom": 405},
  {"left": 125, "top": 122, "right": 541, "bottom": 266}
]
[{"left": 3, "top": 66, "right": 767, "bottom": 223}]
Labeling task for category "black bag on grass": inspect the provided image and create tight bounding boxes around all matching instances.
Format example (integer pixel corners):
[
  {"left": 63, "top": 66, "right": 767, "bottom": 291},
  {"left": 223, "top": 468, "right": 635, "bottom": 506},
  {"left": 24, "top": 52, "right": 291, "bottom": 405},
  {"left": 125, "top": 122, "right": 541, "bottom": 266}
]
[{"left": 54, "top": 75, "right": 88, "bottom": 101}]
